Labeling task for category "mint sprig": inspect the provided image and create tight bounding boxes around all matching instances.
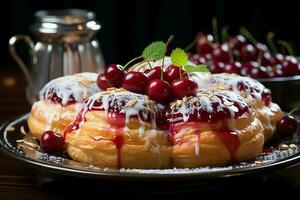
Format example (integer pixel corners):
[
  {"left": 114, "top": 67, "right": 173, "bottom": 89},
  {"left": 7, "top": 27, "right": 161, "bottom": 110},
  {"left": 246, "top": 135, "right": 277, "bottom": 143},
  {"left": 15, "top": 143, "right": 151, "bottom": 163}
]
[
  {"left": 142, "top": 41, "right": 166, "bottom": 62},
  {"left": 184, "top": 64, "right": 209, "bottom": 72},
  {"left": 170, "top": 47, "right": 209, "bottom": 73},
  {"left": 170, "top": 48, "right": 188, "bottom": 67}
]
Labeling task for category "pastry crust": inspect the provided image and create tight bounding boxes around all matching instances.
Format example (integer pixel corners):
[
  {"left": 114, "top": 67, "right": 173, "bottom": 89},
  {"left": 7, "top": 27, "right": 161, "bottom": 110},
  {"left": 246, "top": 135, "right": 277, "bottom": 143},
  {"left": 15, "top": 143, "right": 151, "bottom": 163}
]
[
  {"left": 191, "top": 73, "right": 282, "bottom": 141},
  {"left": 28, "top": 100, "right": 78, "bottom": 140},
  {"left": 170, "top": 117, "right": 264, "bottom": 168},
  {"left": 64, "top": 89, "right": 170, "bottom": 169},
  {"left": 27, "top": 72, "right": 100, "bottom": 139},
  {"left": 66, "top": 111, "right": 170, "bottom": 169}
]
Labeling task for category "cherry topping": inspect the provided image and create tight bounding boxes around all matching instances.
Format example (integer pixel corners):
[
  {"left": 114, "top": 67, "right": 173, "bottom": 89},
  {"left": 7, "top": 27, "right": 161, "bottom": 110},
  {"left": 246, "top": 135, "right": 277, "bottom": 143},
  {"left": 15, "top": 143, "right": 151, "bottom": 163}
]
[
  {"left": 261, "top": 89, "right": 271, "bottom": 106},
  {"left": 144, "top": 66, "right": 162, "bottom": 81},
  {"left": 196, "top": 34, "right": 214, "bottom": 55},
  {"left": 229, "top": 35, "right": 247, "bottom": 50},
  {"left": 171, "top": 78, "right": 198, "bottom": 99},
  {"left": 240, "top": 44, "right": 258, "bottom": 62},
  {"left": 212, "top": 44, "right": 230, "bottom": 63},
  {"left": 97, "top": 73, "right": 114, "bottom": 90},
  {"left": 147, "top": 79, "right": 172, "bottom": 103},
  {"left": 209, "top": 62, "right": 225, "bottom": 73},
  {"left": 224, "top": 61, "right": 242, "bottom": 74},
  {"left": 165, "top": 65, "right": 185, "bottom": 83},
  {"left": 276, "top": 115, "right": 298, "bottom": 137},
  {"left": 261, "top": 52, "right": 275, "bottom": 66},
  {"left": 122, "top": 72, "right": 148, "bottom": 94},
  {"left": 104, "top": 64, "right": 125, "bottom": 87},
  {"left": 273, "top": 53, "right": 284, "bottom": 64},
  {"left": 249, "top": 66, "right": 268, "bottom": 78},
  {"left": 282, "top": 56, "right": 300, "bottom": 76},
  {"left": 40, "top": 131, "right": 64, "bottom": 153}
]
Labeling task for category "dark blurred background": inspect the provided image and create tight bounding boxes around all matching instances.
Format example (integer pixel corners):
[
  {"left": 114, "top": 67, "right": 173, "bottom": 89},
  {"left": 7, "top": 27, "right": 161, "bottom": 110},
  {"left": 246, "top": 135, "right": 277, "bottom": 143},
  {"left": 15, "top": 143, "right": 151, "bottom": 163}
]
[{"left": 1, "top": 0, "right": 300, "bottom": 68}]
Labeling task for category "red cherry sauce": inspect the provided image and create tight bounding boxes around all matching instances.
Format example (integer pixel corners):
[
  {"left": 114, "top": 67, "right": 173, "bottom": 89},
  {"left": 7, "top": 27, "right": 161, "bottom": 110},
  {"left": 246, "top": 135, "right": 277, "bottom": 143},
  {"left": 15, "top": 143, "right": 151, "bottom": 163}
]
[
  {"left": 167, "top": 91, "right": 250, "bottom": 161},
  {"left": 46, "top": 92, "right": 76, "bottom": 105},
  {"left": 64, "top": 92, "right": 166, "bottom": 168}
]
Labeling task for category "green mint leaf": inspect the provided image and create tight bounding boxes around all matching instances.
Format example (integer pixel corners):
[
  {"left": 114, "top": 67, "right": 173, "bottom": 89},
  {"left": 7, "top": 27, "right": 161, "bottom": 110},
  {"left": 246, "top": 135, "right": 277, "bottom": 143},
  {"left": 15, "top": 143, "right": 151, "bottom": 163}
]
[
  {"left": 142, "top": 41, "right": 166, "bottom": 61},
  {"left": 170, "top": 48, "right": 188, "bottom": 67},
  {"left": 184, "top": 64, "right": 209, "bottom": 72}
]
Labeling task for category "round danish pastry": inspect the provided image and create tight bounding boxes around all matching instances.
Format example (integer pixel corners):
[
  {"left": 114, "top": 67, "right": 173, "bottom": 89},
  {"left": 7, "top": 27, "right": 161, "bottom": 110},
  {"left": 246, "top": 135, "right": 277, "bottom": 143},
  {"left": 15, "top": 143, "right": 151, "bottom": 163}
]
[
  {"left": 166, "top": 89, "right": 264, "bottom": 168},
  {"left": 28, "top": 72, "right": 100, "bottom": 140},
  {"left": 64, "top": 88, "right": 170, "bottom": 169},
  {"left": 191, "top": 73, "right": 282, "bottom": 141}
]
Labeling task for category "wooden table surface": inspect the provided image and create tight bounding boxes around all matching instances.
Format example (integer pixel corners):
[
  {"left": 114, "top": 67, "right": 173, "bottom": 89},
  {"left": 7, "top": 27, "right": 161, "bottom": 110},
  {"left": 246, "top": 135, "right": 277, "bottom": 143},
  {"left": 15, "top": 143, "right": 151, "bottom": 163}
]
[{"left": 0, "top": 69, "right": 300, "bottom": 200}]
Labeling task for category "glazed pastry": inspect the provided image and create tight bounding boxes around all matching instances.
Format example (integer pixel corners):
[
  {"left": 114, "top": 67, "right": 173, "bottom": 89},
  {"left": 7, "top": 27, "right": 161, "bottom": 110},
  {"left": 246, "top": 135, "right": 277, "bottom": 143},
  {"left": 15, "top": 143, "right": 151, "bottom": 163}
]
[
  {"left": 28, "top": 73, "right": 100, "bottom": 140},
  {"left": 64, "top": 88, "right": 170, "bottom": 169},
  {"left": 167, "top": 89, "right": 264, "bottom": 168},
  {"left": 191, "top": 73, "right": 282, "bottom": 141}
]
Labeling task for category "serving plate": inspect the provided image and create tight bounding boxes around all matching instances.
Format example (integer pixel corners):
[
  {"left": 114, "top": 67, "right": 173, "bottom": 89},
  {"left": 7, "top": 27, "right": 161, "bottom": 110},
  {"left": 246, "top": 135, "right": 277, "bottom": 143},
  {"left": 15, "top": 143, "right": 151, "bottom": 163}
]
[{"left": 1, "top": 113, "right": 300, "bottom": 181}]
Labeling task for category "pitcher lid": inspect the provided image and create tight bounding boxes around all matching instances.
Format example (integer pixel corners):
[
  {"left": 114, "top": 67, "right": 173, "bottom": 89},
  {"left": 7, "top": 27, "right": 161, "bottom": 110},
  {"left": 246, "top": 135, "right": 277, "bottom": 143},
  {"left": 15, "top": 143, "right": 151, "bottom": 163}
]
[{"left": 31, "top": 9, "right": 101, "bottom": 34}]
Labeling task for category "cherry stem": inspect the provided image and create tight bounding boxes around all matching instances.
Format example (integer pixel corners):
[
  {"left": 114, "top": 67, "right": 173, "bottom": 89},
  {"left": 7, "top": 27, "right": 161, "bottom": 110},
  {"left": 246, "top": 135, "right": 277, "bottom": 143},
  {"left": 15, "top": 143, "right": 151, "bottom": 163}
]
[
  {"left": 161, "top": 35, "right": 174, "bottom": 80},
  {"left": 240, "top": 27, "right": 257, "bottom": 45},
  {"left": 288, "top": 107, "right": 299, "bottom": 115},
  {"left": 257, "top": 51, "right": 263, "bottom": 66},
  {"left": 147, "top": 61, "right": 152, "bottom": 69},
  {"left": 278, "top": 40, "right": 294, "bottom": 55},
  {"left": 184, "top": 32, "right": 203, "bottom": 51},
  {"left": 212, "top": 17, "right": 219, "bottom": 43},
  {"left": 221, "top": 26, "right": 229, "bottom": 42},
  {"left": 266, "top": 32, "right": 278, "bottom": 53},
  {"left": 123, "top": 55, "right": 143, "bottom": 69},
  {"left": 228, "top": 43, "right": 234, "bottom": 62}
]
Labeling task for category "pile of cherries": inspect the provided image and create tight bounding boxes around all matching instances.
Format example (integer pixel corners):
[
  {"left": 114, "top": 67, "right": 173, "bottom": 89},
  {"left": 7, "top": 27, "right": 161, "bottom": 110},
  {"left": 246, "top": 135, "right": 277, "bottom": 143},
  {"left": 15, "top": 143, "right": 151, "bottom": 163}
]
[
  {"left": 189, "top": 34, "right": 300, "bottom": 78},
  {"left": 96, "top": 63, "right": 198, "bottom": 104}
]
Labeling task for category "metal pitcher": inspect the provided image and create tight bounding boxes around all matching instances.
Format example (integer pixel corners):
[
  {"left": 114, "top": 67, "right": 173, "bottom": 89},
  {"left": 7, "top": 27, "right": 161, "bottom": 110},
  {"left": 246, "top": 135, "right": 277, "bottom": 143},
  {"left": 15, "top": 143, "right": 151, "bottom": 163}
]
[{"left": 9, "top": 9, "right": 105, "bottom": 104}]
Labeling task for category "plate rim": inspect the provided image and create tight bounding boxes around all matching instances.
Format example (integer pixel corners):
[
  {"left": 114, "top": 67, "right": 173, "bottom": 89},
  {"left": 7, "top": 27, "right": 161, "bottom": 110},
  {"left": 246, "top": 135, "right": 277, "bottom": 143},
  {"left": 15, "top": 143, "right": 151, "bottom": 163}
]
[{"left": 1, "top": 113, "right": 300, "bottom": 180}]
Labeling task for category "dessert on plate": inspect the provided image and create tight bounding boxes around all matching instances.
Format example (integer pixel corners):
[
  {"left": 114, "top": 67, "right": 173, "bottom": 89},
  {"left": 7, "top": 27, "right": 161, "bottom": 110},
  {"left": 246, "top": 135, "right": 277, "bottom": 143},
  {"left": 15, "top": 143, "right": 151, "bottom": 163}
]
[{"left": 26, "top": 40, "right": 294, "bottom": 169}]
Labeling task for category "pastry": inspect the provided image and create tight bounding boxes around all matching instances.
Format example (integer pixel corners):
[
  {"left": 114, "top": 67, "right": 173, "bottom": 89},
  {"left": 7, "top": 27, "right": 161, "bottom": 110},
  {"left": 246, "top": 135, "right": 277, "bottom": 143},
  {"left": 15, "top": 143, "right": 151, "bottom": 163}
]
[
  {"left": 166, "top": 89, "right": 264, "bottom": 168},
  {"left": 28, "top": 72, "right": 100, "bottom": 140},
  {"left": 64, "top": 88, "right": 170, "bottom": 169},
  {"left": 191, "top": 73, "right": 282, "bottom": 141}
]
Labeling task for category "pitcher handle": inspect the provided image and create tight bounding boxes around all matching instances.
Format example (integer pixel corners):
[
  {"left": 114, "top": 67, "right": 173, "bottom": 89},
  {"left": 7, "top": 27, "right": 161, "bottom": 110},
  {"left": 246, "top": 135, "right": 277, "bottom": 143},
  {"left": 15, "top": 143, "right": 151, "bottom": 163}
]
[{"left": 9, "top": 35, "right": 35, "bottom": 101}]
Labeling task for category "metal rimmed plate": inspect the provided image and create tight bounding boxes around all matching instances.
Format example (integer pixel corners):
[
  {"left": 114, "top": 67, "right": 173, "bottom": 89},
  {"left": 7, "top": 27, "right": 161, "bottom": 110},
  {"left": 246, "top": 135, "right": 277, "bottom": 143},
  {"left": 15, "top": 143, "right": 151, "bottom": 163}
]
[{"left": 1, "top": 113, "right": 300, "bottom": 181}]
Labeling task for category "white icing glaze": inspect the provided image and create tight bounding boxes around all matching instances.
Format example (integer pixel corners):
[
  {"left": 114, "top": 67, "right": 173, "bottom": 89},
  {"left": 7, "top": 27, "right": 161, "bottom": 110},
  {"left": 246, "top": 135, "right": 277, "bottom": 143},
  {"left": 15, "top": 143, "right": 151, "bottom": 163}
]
[
  {"left": 81, "top": 90, "right": 165, "bottom": 143},
  {"left": 167, "top": 90, "right": 250, "bottom": 124},
  {"left": 39, "top": 72, "right": 100, "bottom": 105}
]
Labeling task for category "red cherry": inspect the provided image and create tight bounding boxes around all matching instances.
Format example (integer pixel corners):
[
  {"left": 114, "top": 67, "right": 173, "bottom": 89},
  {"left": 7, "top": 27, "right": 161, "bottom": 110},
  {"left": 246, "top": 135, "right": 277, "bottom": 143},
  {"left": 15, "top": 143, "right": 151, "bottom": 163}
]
[
  {"left": 212, "top": 44, "right": 230, "bottom": 63},
  {"left": 249, "top": 66, "right": 268, "bottom": 78},
  {"left": 270, "top": 64, "right": 288, "bottom": 78},
  {"left": 276, "top": 115, "right": 298, "bottom": 137},
  {"left": 189, "top": 53, "right": 207, "bottom": 65},
  {"left": 122, "top": 72, "right": 148, "bottom": 94},
  {"left": 147, "top": 79, "right": 172, "bottom": 103},
  {"left": 196, "top": 34, "right": 214, "bottom": 55},
  {"left": 97, "top": 73, "right": 113, "bottom": 90},
  {"left": 165, "top": 65, "right": 185, "bottom": 83},
  {"left": 256, "top": 43, "right": 268, "bottom": 53},
  {"left": 224, "top": 61, "right": 242, "bottom": 74},
  {"left": 262, "top": 52, "right": 275, "bottom": 66},
  {"left": 241, "top": 61, "right": 259, "bottom": 76},
  {"left": 229, "top": 35, "right": 247, "bottom": 50},
  {"left": 261, "top": 89, "right": 271, "bottom": 106},
  {"left": 240, "top": 44, "right": 258, "bottom": 62},
  {"left": 210, "top": 62, "right": 225, "bottom": 73},
  {"left": 171, "top": 78, "right": 198, "bottom": 99},
  {"left": 282, "top": 56, "right": 300, "bottom": 76},
  {"left": 40, "top": 131, "right": 64, "bottom": 153},
  {"left": 144, "top": 66, "right": 163, "bottom": 81},
  {"left": 273, "top": 53, "right": 284, "bottom": 64},
  {"left": 104, "top": 64, "right": 125, "bottom": 87}
]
